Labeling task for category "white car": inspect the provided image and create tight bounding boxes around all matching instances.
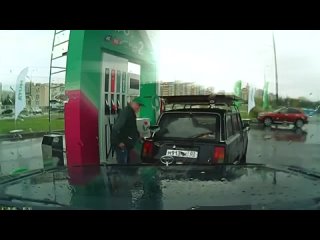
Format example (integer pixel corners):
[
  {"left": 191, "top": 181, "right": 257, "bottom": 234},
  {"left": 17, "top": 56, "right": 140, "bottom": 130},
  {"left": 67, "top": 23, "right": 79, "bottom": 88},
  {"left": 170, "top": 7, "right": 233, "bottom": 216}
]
[{"left": 32, "top": 108, "right": 42, "bottom": 114}]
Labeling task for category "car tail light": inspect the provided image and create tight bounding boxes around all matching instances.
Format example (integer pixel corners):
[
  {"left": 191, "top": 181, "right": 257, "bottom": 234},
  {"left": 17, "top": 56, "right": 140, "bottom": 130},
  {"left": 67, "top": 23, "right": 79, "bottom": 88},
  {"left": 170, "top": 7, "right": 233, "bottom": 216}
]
[
  {"left": 213, "top": 146, "right": 225, "bottom": 163},
  {"left": 142, "top": 141, "right": 154, "bottom": 158}
]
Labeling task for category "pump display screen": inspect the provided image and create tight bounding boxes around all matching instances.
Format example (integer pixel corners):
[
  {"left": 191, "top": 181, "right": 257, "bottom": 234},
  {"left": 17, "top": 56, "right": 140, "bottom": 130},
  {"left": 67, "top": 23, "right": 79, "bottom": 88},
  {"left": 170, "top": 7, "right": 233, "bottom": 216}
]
[
  {"left": 105, "top": 68, "right": 109, "bottom": 92},
  {"left": 129, "top": 78, "right": 139, "bottom": 90},
  {"left": 111, "top": 70, "right": 115, "bottom": 92},
  {"left": 122, "top": 72, "right": 126, "bottom": 93},
  {"left": 116, "top": 70, "right": 121, "bottom": 92}
]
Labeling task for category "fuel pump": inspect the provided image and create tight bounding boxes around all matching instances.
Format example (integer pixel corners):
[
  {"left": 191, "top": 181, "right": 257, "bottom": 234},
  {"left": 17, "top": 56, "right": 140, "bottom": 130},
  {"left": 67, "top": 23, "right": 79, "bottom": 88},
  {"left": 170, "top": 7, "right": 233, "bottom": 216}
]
[
  {"left": 100, "top": 53, "right": 150, "bottom": 163},
  {"left": 105, "top": 100, "right": 113, "bottom": 160},
  {"left": 104, "top": 67, "right": 126, "bottom": 161},
  {"left": 108, "top": 79, "right": 118, "bottom": 161}
]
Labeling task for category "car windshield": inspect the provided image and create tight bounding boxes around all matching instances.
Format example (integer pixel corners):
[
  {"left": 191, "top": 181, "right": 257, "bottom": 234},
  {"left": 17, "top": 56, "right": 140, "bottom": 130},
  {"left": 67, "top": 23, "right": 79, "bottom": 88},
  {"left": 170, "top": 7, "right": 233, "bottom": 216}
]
[
  {"left": 1, "top": 30, "right": 320, "bottom": 210},
  {"left": 274, "top": 108, "right": 285, "bottom": 113},
  {"left": 155, "top": 113, "right": 218, "bottom": 139}
]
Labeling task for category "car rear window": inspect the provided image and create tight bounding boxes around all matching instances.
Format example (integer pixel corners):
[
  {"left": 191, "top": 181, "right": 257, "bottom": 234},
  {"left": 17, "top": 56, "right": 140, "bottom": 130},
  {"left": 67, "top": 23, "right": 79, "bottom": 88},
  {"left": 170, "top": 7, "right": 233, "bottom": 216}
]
[{"left": 155, "top": 113, "right": 219, "bottom": 140}]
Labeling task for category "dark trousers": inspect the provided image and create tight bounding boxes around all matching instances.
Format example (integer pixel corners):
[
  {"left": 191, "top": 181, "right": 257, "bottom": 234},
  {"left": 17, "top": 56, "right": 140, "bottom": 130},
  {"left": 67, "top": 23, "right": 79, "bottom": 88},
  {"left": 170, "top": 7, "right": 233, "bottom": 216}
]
[{"left": 115, "top": 147, "right": 130, "bottom": 164}]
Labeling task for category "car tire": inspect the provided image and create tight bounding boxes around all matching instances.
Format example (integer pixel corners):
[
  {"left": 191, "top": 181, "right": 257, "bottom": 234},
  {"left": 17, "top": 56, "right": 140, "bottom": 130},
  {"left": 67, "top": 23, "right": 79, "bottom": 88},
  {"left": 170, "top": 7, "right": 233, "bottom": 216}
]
[
  {"left": 263, "top": 117, "right": 272, "bottom": 127},
  {"left": 295, "top": 119, "right": 304, "bottom": 128}
]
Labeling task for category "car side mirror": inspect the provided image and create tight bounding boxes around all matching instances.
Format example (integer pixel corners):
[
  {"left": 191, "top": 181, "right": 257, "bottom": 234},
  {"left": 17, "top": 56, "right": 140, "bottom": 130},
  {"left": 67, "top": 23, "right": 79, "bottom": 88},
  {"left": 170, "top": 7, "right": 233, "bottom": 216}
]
[{"left": 149, "top": 125, "right": 160, "bottom": 133}]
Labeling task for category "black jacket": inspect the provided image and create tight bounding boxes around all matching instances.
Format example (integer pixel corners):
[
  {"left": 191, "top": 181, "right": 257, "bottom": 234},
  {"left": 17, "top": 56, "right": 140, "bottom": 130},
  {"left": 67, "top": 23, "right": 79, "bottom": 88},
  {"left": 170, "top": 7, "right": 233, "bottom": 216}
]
[{"left": 111, "top": 105, "right": 139, "bottom": 150}]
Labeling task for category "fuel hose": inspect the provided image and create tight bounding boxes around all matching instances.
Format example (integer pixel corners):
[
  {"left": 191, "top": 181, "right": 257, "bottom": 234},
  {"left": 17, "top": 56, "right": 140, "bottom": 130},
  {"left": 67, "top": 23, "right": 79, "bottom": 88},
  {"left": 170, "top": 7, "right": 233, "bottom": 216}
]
[{"left": 105, "top": 100, "right": 113, "bottom": 160}]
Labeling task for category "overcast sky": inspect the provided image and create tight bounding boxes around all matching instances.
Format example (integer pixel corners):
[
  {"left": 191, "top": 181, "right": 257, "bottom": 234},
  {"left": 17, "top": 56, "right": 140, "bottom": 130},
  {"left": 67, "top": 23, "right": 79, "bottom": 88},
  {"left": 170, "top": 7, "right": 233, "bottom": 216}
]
[
  {"left": 0, "top": 30, "right": 53, "bottom": 86},
  {"left": 1, "top": 30, "right": 320, "bottom": 101}
]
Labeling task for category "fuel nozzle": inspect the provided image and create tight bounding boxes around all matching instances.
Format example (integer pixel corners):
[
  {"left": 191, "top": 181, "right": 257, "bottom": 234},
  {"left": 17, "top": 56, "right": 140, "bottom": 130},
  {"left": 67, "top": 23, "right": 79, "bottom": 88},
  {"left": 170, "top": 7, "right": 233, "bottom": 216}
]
[
  {"left": 105, "top": 100, "right": 110, "bottom": 115},
  {"left": 117, "top": 100, "right": 121, "bottom": 114},
  {"left": 111, "top": 100, "right": 117, "bottom": 115}
]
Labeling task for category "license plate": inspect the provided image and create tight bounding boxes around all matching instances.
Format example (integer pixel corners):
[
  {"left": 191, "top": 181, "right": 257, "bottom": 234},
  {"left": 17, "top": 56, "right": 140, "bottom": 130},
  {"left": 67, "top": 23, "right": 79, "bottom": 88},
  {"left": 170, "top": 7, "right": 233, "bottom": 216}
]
[{"left": 166, "top": 150, "right": 198, "bottom": 158}]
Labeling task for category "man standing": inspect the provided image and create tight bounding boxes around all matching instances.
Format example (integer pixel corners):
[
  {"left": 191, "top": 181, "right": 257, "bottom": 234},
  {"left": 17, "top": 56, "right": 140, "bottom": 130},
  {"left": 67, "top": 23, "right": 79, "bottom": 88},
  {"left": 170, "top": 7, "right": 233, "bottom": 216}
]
[{"left": 111, "top": 97, "right": 144, "bottom": 164}]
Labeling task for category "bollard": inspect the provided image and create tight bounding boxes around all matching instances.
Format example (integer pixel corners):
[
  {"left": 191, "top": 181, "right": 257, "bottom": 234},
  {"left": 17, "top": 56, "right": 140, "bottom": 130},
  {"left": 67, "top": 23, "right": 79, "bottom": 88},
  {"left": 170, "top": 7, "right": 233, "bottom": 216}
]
[{"left": 42, "top": 134, "right": 64, "bottom": 168}]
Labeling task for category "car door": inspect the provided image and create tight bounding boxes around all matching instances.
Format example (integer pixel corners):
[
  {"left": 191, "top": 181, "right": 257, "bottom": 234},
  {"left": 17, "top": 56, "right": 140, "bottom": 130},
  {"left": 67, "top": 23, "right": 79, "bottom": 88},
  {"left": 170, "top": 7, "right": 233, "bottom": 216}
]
[
  {"left": 225, "top": 114, "right": 240, "bottom": 163},
  {"left": 276, "top": 108, "right": 289, "bottom": 123},
  {"left": 231, "top": 114, "right": 242, "bottom": 159},
  {"left": 225, "top": 114, "right": 234, "bottom": 162},
  {"left": 238, "top": 113, "right": 248, "bottom": 156},
  {"left": 287, "top": 108, "right": 301, "bottom": 123}
]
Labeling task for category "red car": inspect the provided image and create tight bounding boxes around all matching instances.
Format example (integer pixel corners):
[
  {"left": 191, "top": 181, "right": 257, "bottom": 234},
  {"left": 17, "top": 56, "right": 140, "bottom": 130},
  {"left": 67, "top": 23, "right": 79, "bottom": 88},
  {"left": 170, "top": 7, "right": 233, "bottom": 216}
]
[{"left": 257, "top": 107, "right": 308, "bottom": 128}]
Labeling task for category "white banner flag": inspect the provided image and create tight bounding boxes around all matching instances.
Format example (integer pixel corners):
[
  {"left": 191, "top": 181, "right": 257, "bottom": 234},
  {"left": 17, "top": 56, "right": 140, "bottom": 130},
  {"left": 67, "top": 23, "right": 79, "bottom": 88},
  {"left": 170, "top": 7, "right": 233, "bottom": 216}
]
[
  {"left": 15, "top": 67, "right": 29, "bottom": 120},
  {"left": 248, "top": 86, "right": 256, "bottom": 113}
]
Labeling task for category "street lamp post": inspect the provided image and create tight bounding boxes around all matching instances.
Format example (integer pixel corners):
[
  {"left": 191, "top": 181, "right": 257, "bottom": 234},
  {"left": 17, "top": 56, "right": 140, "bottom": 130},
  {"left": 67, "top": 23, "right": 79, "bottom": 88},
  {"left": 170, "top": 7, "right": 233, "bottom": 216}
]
[{"left": 272, "top": 31, "right": 279, "bottom": 105}]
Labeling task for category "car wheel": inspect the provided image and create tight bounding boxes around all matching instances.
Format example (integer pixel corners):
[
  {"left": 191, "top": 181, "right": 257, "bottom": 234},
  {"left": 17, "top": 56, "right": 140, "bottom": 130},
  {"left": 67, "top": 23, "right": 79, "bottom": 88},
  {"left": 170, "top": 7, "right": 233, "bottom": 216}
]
[
  {"left": 295, "top": 119, "right": 304, "bottom": 128},
  {"left": 263, "top": 117, "right": 272, "bottom": 127}
]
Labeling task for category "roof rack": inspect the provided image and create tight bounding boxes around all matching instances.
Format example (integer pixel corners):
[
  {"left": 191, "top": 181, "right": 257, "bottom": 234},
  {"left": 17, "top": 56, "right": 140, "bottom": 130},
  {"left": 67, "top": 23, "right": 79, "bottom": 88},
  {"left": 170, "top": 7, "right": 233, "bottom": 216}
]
[
  {"left": 160, "top": 94, "right": 243, "bottom": 112},
  {"left": 160, "top": 94, "right": 241, "bottom": 105}
]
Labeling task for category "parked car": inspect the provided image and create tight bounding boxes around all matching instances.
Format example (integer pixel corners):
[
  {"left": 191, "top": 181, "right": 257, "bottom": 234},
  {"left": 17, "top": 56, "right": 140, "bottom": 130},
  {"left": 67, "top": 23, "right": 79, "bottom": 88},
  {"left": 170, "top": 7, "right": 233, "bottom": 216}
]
[
  {"left": 50, "top": 100, "right": 64, "bottom": 110},
  {"left": 1, "top": 109, "right": 13, "bottom": 115},
  {"left": 141, "top": 94, "right": 249, "bottom": 165},
  {"left": 32, "top": 107, "right": 42, "bottom": 114},
  {"left": 303, "top": 108, "right": 316, "bottom": 117},
  {"left": 257, "top": 107, "right": 308, "bottom": 128}
]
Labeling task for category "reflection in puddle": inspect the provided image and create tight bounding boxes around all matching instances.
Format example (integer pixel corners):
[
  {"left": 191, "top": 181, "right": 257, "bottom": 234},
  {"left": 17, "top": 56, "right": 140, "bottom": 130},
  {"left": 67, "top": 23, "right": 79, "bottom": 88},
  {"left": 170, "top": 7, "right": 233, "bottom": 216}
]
[{"left": 264, "top": 126, "right": 308, "bottom": 143}]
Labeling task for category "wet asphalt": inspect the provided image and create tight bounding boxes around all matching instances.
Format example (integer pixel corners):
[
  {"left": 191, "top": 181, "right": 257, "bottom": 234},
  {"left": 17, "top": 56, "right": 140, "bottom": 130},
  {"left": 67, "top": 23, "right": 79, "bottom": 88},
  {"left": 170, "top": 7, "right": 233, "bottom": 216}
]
[{"left": 0, "top": 117, "right": 320, "bottom": 175}]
